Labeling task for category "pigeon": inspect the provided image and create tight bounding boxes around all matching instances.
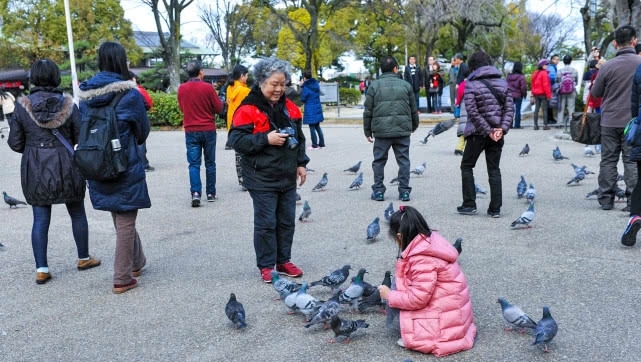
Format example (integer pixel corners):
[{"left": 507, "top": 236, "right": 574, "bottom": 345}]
[
  {"left": 328, "top": 315, "right": 369, "bottom": 343},
  {"left": 3, "top": 192, "right": 27, "bottom": 208},
  {"left": 366, "top": 217, "right": 380, "bottom": 241},
  {"left": 389, "top": 176, "right": 399, "bottom": 185},
  {"left": 552, "top": 146, "right": 569, "bottom": 161},
  {"left": 519, "top": 143, "right": 530, "bottom": 156},
  {"left": 312, "top": 172, "right": 328, "bottom": 191},
  {"left": 586, "top": 189, "right": 599, "bottom": 198},
  {"left": 299, "top": 200, "right": 311, "bottom": 222},
  {"left": 617, "top": 173, "right": 625, "bottom": 182},
  {"left": 615, "top": 187, "right": 626, "bottom": 201},
  {"left": 310, "top": 265, "right": 351, "bottom": 292},
  {"left": 384, "top": 202, "right": 394, "bottom": 222},
  {"left": 584, "top": 145, "right": 595, "bottom": 157},
  {"left": 0, "top": 242, "right": 5, "bottom": 251},
  {"left": 358, "top": 271, "right": 392, "bottom": 313},
  {"left": 571, "top": 163, "right": 594, "bottom": 175},
  {"left": 567, "top": 168, "right": 585, "bottom": 185},
  {"left": 533, "top": 306, "right": 558, "bottom": 353},
  {"left": 283, "top": 289, "right": 299, "bottom": 313},
  {"left": 305, "top": 290, "right": 341, "bottom": 329},
  {"left": 452, "top": 238, "right": 463, "bottom": 255},
  {"left": 525, "top": 183, "right": 536, "bottom": 202},
  {"left": 497, "top": 297, "right": 537, "bottom": 332},
  {"left": 517, "top": 176, "right": 527, "bottom": 199},
  {"left": 339, "top": 268, "right": 368, "bottom": 310},
  {"left": 295, "top": 282, "right": 323, "bottom": 320},
  {"left": 225, "top": 293, "right": 247, "bottom": 329},
  {"left": 410, "top": 161, "right": 427, "bottom": 176},
  {"left": 344, "top": 161, "right": 362, "bottom": 173},
  {"left": 475, "top": 183, "right": 487, "bottom": 195},
  {"left": 349, "top": 172, "right": 363, "bottom": 190},
  {"left": 306, "top": 167, "right": 316, "bottom": 173},
  {"left": 511, "top": 202, "right": 535, "bottom": 228},
  {"left": 271, "top": 270, "right": 302, "bottom": 299},
  {"left": 419, "top": 134, "right": 430, "bottom": 144}
]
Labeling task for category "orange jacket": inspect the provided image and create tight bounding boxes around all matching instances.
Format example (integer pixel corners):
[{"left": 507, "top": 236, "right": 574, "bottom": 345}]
[
  {"left": 387, "top": 232, "right": 476, "bottom": 356},
  {"left": 226, "top": 80, "right": 250, "bottom": 130}
]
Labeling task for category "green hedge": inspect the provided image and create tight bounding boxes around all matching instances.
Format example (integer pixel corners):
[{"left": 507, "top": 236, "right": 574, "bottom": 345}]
[
  {"left": 339, "top": 88, "right": 361, "bottom": 105},
  {"left": 147, "top": 92, "right": 226, "bottom": 129}
]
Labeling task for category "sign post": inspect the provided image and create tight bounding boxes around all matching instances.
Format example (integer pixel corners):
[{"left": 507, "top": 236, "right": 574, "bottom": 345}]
[{"left": 319, "top": 82, "right": 340, "bottom": 118}]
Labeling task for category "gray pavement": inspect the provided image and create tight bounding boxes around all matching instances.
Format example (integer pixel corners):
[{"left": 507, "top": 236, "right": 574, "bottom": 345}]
[{"left": 1, "top": 123, "right": 639, "bottom": 361}]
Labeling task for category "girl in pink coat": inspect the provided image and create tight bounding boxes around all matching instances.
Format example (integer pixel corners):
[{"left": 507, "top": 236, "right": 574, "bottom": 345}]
[{"left": 378, "top": 206, "right": 476, "bottom": 356}]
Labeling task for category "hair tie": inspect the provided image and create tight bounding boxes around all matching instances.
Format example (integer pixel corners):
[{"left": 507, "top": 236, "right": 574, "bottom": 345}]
[{"left": 399, "top": 205, "right": 405, "bottom": 212}]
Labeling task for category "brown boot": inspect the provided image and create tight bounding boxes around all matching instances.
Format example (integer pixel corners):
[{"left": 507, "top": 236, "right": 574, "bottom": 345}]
[
  {"left": 113, "top": 278, "right": 138, "bottom": 294},
  {"left": 36, "top": 272, "right": 52, "bottom": 284},
  {"left": 77, "top": 256, "right": 101, "bottom": 270}
]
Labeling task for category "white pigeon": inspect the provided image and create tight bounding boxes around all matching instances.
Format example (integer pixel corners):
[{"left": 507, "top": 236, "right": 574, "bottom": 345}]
[{"left": 511, "top": 202, "right": 535, "bottom": 228}]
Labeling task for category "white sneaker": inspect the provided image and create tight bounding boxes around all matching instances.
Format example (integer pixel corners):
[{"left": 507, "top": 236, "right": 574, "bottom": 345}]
[{"left": 397, "top": 338, "right": 405, "bottom": 347}]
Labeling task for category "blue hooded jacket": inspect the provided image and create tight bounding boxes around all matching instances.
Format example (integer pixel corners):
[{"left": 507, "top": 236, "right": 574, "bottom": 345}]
[
  {"left": 78, "top": 71, "right": 151, "bottom": 211},
  {"left": 300, "top": 78, "right": 324, "bottom": 125}
]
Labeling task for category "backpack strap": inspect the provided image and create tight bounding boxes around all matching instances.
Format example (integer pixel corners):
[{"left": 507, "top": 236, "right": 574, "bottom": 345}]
[
  {"left": 50, "top": 129, "right": 75, "bottom": 155},
  {"left": 110, "top": 90, "right": 128, "bottom": 108}
]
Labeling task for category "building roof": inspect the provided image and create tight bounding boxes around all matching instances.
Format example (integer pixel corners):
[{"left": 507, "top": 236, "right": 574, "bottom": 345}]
[{"left": 133, "top": 31, "right": 214, "bottom": 56}]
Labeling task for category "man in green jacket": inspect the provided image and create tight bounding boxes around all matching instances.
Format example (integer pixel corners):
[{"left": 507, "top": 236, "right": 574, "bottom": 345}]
[{"left": 364, "top": 56, "right": 419, "bottom": 202}]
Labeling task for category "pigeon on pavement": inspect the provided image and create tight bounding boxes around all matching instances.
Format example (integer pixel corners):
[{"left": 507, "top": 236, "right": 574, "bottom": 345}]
[
  {"left": 615, "top": 187, "right": 626, "bottom": 201},
  {"left": 517, "top": 176, "right": 527, "bottom": 199},
  {"left": 271, "top": 270, "right": 302, "bottom": 299},
  {"left": 344, "top": 161, "right": 362, "bottom": 173},
  {"left": 310, "top": 265, "right": 351, "bottom": 292},
  {"left": 328, "top": 316, "right": 369, "bottom": 343},
  {"left": 389, "top": 176, "right": 399, "bottom": 185},
  {"left": 0, "top": 242, "right": 5, "bottom": 251},
  {"left": 299, "top": 200, "right": 311, "bottom": 222},
  {"left": 533, "top": 306, "right": 558, "bottom": 352},
  {"left": 452, "top": 238, "right": 463, "bottom": 255},
  {"left": 553, "top": 146, "right": 569, "bottom": 161},
  {"left": 475, "top": 183, "right": 487, "bottom": 195},
  {"left": 410, "top": 161, "right": 427, "bottom": 176},
  {"left": 295, "top": 282, "right": 323, "bottom": 320},
  {"left": 312, "top": 173, "right": 328, "bottom": 191},
  {"left": 567, "top": 167, "right": 586, "bottom": 185},
  {"left": 225, "top": 293, "right": 247, "bottom": 329},
  {"left": 525, "top": 183, "right": 536, "bottom": 202},
  {"left": 339, "top": 268, "right": 368, "bottom": 310},
  {"left": 366, "top": 217, "right": 380, "bottom": 241},
  {"left": 3, "top": 192, "right": 27, "bottom": 208},
  {"left": 584, "top": 145, "right": 595, "bottom": 157},
  {"left": 384, "top": 202, "right": 394, "bottom": 222},
  {"left": 586, "top": 189, "right": 599, "bottom": 198},
  {"left": 349, "top": 172, "right": 363, "bottom": 190},
  {"left": 497, "top": 297, "right": 537, "bottom": 332},
  {"left": 305, "top": 290, "right": 341, "bottom": 329},
  {"left": 519, "top": 143, "right": 530, "bottom": 156},
  {"left": 511, "top": 202, "right": 535, "bottom": 228},
  {"left": 358, "top": 271, "right": 392, "bottom": 313}
]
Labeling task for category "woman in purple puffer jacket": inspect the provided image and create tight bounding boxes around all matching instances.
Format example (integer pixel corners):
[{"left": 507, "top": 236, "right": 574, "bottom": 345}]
[
  {"left": 457, "top": 51, "right": 514, "bottom": 218},
  {"left": 506, "top": 62, "right": 527, "bottom": 128}
]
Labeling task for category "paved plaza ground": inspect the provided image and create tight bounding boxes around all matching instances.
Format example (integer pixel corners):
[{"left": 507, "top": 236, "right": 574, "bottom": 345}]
[{"left": 1, "top": 117, "right": 640, "bottom": 361}]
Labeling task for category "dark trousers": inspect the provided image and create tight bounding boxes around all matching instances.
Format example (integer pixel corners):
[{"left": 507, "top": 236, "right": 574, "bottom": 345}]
[
  {"left": 427, "top": 92, "right": 434, "bottom": 112},
  {"left": 185, "top": 131, "right": 217, "bottom": 196},
  {"left": 460, "top": 135, "right": 504, "bottom": 211},
  {"left": 512, "top": 97, "right": 522, "bottom": 128},
  {"left": 308, "top": 123, "right": 325, "bottom": 147},
  {"left": 248, "top": 188, "right": 297, "bottom": 269},
  {"left": 111, "top": 210, "right": 146, "bottom": 285},
  {"left": 533, "top": 96, "right": 548, "bottom": 128},
  {"left": 631, "top": 162, "right": 641, "bottom": 216},
  {"left": 598, "top": 127, "right": 637, "bottom": 206},
  {"left": 32, "top": 201, "right": 89, "bottom": 269},
  {"left": 429, "top": 93, "right": 441, "bottom": 112},
  {"left": 413, "top": 91, "right": 420, "bottom": 111},
  {"left": 372, "top": 136, "right": 411, "bottom": 195}
]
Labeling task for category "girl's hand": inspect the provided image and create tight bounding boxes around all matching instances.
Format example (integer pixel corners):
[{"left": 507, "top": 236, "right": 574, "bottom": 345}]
[{"left": 378, "top": 285, "right": 391, "bottom": 300}]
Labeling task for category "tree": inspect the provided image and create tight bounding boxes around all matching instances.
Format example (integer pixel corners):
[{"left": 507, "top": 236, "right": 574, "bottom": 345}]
[
  {"left": 200, "top": 0, "right": 254, "bottom": 70},
  {"left": 141, "top": 0, "right": 194, "bottom": 91}
]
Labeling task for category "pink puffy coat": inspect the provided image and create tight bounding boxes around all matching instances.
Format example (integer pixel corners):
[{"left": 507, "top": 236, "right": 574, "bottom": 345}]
[{"left": 387, "top": 232, "right": 476, "bottom": 357}]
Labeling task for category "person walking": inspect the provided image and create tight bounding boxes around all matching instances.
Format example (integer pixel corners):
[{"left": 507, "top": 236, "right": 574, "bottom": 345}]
[
  {"left": 228, "top": 57, "right": 309, "bottom": 283},
  {"left": 556, "top": 55, "right": 578, "bottom": 127},
  {"left": 364, "top": 56, "right": 419, "bottom": 202},
  {"left": 177, "top": 60, "right": 223, "bottom": 207},
  {"left": 78, "top": 42, "right": 150, "bottom": 294},
  {"left": 457, "top": 51, "right": 514, "bottom": 217},
  {"left": 225, "top": 64, "right": 251, "bottom": 190},
  {"left": 591, "top": 25, "right": 641, "bottom": 211},
  {"left": 8, "top": 59, "right": 101, "bottom": 284},
  {"left": 403, "top": 55, "right": 423, "bottom": 112},
  {"left": 506, "top": 62, "right": 527, "bottom": 129},
  {"left": 448, "top": 57, "right": 459, "bottom": 109},
  {"left": 531, "top": 59, "right": 552, "bottom": 130},
  {"left": 621, "top": 59, "right": 641, "bottom": 246},
  {"left": 300, "top": 70, "right": 325, "bottom": 149}
]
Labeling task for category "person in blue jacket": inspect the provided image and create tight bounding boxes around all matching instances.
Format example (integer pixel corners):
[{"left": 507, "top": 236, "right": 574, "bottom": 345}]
[
  {"left": 78, "top": 41, "right": 151, "bottom": 294},
  {"left": 300, "top": 70, "right": 325, "bottom": 149}
]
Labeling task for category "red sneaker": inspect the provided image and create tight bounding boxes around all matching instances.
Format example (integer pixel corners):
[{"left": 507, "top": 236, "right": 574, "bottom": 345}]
[
  {"left": 260, "top": 268, "right": 273, "bottom": 283},
  {"left": 276, "top": 262, "right": 303, "bottom": 277}
]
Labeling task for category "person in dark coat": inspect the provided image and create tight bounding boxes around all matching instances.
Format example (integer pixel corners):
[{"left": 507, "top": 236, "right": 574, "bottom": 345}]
[
  {"left": 78, "top": 42, "right": 151, "bottom": 294},
  {"left": 403, "top": 55, "right": 423, "bottom": 111},
  {"left": 506, "top": 62, "right": 527, "bottom": 128},
  {"left": 300, "top": 70, "right": 325, "bottom": 149},
  {"left": 8, "top": 59, "right": 101, "bottom": 285},
  {"left": 457, "top": 51, "right": 514, "bottom": 218}
]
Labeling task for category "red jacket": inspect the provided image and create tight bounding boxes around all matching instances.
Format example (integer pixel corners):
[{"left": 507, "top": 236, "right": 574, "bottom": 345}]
[
  {"left": 136, "top": 85, "right": 153, "bottom": 111},
  {"left": 177, "top": 78, "right": 223, "bottom": 132},
  {"left": 387, "top": 232, "right": 476, "bottom": 356},
  {"left": 531, "top": 70, "right": 552, "bottom": 99}
]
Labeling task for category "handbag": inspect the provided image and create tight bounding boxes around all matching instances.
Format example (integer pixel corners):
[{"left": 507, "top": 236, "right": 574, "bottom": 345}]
[
  {"left": 625, "top": 117, "right": 640, "bottom": 146},
  {"left": 570, "top": 101, "right": 601, "bottom": 145}
]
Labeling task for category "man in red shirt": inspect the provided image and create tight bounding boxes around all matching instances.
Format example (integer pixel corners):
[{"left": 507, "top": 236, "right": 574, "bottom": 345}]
[
  {"left": 177, "top": 61, "right": 223, "bottom": 207},
  {"left": 130, "top": 71, "right": 155, "bottom": 172}
]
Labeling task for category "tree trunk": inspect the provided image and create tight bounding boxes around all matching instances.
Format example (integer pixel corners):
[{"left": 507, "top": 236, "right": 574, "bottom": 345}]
[{"left": 580, "top": 1, "right": 591, "bottom": 59}]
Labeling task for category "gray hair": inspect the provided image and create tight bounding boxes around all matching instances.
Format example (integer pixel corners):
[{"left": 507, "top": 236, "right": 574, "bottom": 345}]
[{"left": 253, "top": 57, "right": 292, "bottom": 86}]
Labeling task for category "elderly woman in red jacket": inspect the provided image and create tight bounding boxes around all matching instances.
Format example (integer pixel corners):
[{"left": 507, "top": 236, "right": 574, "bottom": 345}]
[{"left": 378, "top": 206, "right": 476, "bottom": 357}]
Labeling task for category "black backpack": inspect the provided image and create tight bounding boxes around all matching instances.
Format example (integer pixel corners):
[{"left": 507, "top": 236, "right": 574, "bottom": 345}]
[{"left": 74, "top": 91, "right": 128, "bottom": 181}]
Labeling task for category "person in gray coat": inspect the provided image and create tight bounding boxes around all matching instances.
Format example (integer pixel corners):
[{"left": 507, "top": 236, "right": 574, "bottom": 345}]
[{"left": 364, "top": 56, "right": 419, "bottom": 202}]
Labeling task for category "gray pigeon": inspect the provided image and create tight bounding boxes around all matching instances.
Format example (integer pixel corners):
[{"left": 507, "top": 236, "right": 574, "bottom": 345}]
[
  {"left": 389, "top": 176, "right": 399, "bottom": 185},
  {"left": 497, "top": 297, "right": 537, "bottom": 332},
  {"left": 410, "top": 161, "right": 427, "bottom": 176},
  {"left": 295, "top": 282, "right": 323, "bottom": 320},
  {"left": 511, "top": 202, "right": 535, "bottom": 228},
  {"left": 567, "top": 168, "right": 585, "bottom": 185},
  {"left": 310, "top": 265, "right": 351, "bottom": 292},
  {"left": 349, "top": 172, "right": 363, "bottom": 190},
  {"left": 519, "top": 143, "right": 530, "bottom": 156},
  {"left": 0, "top": 242, "right": 5, "bottom": 251},
  {"left": 225, "top": 293, "right": 247, "bottom": 329},
  {"left": 384, "top": 202, "right": 394, "bottom": 222},
  {"left": 586, "top": 189, "right": 599, "bottom": 198},
  {"left": 339, "top": 268, "right": 368, "bottom": 310},
  {"left": 312, "top": 172, "right": 328, "bottom": 191},
  {"left": 517, "top": 176, "right": 527, "bottom": 199},
  {"left": 283, "top": 289, "right": 299, "bottom": 313},
  {"left": 344, "top": 161, "right": 362, "bottom": 173},
  {"left": 525, "top": 183, "right": 536, "bottom": 202},
  {"left": 615, "top": 187, "right": 626, "bottom": 201},
  {"left": 475, "top": 183, "right": 487, "bottom": 195},
  {"left": 584, "top": 145, "right": 595, "bottom": 157},
  {"left": 358, "top": 271, "right": 392, "bottom": 312},
  {"left": 533, "top": 306, "right": 558, "bottom": 352},
  {"left": 366, "top": 217, "right": 380, "bottom": 241},
  {"left": 3, "top": 192, "right": 27, "bottom": 208},
  {"left": 452, "top": 238, "right": 463, "bottom": 255},
  {"left": 305, "top": 290, "right": 341, "bottom": 329},
  {"left": 271, "top": 270, "right": 302, "bottom": 299},
  {"left": 328, "top": 315, "right": 369, "bottom": 343},
  {"left": 553, "top": 146, "right": 569, "bottom": 161},
  {"left": 299, "top": 200, "right": 311, "bottom": 222}
]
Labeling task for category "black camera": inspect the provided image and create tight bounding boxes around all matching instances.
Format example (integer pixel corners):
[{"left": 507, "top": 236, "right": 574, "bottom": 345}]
[{"left": 279, "top": 127, "right": 299, "bottom": 150}]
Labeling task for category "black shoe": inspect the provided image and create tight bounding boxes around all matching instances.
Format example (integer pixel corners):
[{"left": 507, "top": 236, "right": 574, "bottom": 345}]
[
  {"left": 487, "top": 209, "right": 501, "bottom": 218},
  {"left": 548, "top": 119, "right": 558, "bottom": 124},
  {"left": 622, "top": 216, "right": 641, "bottom": 246},
  {"left": 371, "top": 191, "right": 384, "bottom": 201},
  {"left": 191, "top": 192, "right": 201, "bottom": 207},
  {"left": 207, "top": 193, "right": 216, "bottom": 202},
  {"left": 454, "top": 150, "right": 463, "bottom": 156},
  {"left": 145, "top": 166, "right": 155, "bottom": 172},
  {"left": 533, "top": 126, "right": 539, "bottom": 130},
  {"left": 399, "top": 192, "right": 410, "bottom": 202},
  {"left": 601, "top": 204, "right": 613, "bottom": 210},
  {"left": 457, "top": 206, "right": 477, "bottom": 215}
]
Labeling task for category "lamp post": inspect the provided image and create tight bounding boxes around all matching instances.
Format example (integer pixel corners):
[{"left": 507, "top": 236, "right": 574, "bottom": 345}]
[{"left": 64, "top": 0, "right": 79, "bottom": 103}]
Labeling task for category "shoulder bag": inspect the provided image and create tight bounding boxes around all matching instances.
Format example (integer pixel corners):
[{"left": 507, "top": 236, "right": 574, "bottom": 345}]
[{"left": 569, "top": 98, "right": 601, "bottom": 145}]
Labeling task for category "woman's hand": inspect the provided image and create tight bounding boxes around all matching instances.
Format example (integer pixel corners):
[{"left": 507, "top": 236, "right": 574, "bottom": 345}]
[
  {"left": 378, "top": 285, "right": 391, "bottom": 300},
  {"left": 297, "top": 166, "right": 307, "bottom": 186},
  {"left": 489, "top": 128, "right": 503, "bottom": 142},
  {"left": 267, "top": 130, "right": 288, "bottom": 146}
]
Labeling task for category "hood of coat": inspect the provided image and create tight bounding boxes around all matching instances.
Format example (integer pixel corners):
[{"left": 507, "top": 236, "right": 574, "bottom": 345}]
[
  {"left": 468, "top": 65, "right": 502, "bottom": 81},
  {"left": 401, "top": 232, "right": 458, "bottom": 264},
  {"left": 17, "top": 90, "right": 74, "bottom": 129},
  {"left": 302, "top": 78, "right": 320, "bottom": 93},
  {"left": 78, "top": 71, "right": 136, "bottom": 107}
]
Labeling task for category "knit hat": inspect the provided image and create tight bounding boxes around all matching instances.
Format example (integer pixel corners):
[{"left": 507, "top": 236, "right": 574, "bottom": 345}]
[{"left": 538, "top": 59, "right": 549, "bottom": 67}]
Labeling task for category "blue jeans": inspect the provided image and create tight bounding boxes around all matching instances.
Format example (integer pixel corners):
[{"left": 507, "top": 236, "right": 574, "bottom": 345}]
[
  {"left": 513, "top": 97, "right": 522, "bottom": 128},
  {"left": 430, "top": 93, "right": 441, "bottom": 111},
  {"left": 308, "top": 124, "right": 325, "bottom": 147},
  {"left": 185, "top": 131, "right": 217, "bottom": 196},
  {"left": 32, "top": 201, "right": 89, "bottom": 269}
]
